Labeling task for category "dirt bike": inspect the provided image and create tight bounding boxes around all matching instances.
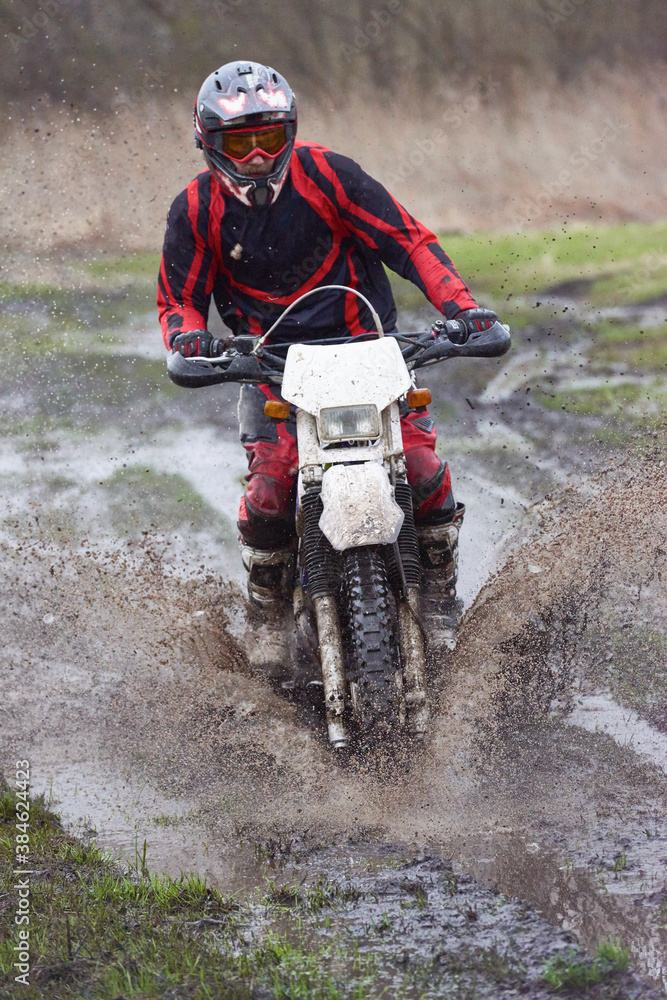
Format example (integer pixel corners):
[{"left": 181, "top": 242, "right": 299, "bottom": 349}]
[{"left": 167, "top": 286, "right": 510, "bottom": 748}]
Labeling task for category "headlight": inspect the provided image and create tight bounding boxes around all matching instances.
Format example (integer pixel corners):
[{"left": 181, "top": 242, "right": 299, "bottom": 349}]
[{"left": 319, "top": 404, "right": 380, "bottom": 442}]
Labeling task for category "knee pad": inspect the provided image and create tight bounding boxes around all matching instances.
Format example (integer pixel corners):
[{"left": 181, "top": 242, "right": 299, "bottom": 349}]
[
  {"left": 238, "top": 496, "right": 295, "bottom": 549},
  {"left": 411, "top": 460, "right": 454, "bottom": 520}
]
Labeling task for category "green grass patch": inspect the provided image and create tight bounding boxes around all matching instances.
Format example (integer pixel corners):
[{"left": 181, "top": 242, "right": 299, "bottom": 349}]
[
  {"left": 261, "top": 876, "right": 361, "bottom": 914},
  {"left": 386, "top": 221, "right": 667, "bottom": 332},
  {"left": 0, "top": 281, "right": 155, "bottom": 340},
  {"left": 432, "top": 221, "right": 667, "bottom": 310},
  {"left": 537, "top": 377, "right": 667, "bottom": 421},
  {"left": 590, "top": 267, "right": 667, "bottom": 308},
  {"left": 4, "top": 354, "right": 180, "bottom": 444},
  {"left": 0, "top": 281, "right": 80, "bottom": 308},
  {"left": 86, "top": 251, "right": 162, "bottom": 281},
  {"left": 538, "top": 380, "right": 645, "bottom": 417},
  {"left": 238, "top": 932, "right": 379, "bottom": 999},
  {"left": 586, "top": 321, "right": 667, "bottom": 370},
  {"left": 0, "top": 779, "right": 379, "bottom": 1000},
  {"left": 102, "top": 465, "right": 233, "bottom": 539},
  {"left": 542, "top": 940, "right": 629, "bottom": 992},
  {"left": 0, "top": 780, "right": 642, "bottom": 1000},
  {"left": 588, "top": 320, "right": 649, "bottom": 345}
]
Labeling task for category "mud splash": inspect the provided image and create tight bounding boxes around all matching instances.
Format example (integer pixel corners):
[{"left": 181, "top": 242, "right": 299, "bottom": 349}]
[
  {"left": 2, "top": 458, "right": 666, "bottom": 989},
  {"left": 2, "top": 278, "right": 667, "bottom": 992}
]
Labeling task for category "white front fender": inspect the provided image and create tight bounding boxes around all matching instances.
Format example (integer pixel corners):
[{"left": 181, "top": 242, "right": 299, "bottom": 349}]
[{"left": 318, "top": 462, "right": 404, "bottom": 551}]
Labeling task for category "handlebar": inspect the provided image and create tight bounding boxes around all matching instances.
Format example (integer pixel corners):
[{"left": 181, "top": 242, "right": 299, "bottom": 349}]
[{"left": 167, "top": 321, "right": 511, "bottom": 389}]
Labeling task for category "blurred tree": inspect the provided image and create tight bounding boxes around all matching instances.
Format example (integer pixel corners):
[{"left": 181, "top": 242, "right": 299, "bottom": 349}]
[{"left": 0, "top": 0, "right": 664, "bottom": 114}]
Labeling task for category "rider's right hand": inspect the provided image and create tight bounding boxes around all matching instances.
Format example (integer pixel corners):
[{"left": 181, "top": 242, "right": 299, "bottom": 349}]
[
  {"left": 431, "top": 308, "right": 499, "bottom": 347},
  {"left": 453, "top": 308, "right": 499, "bottom": 338},
  {"left": 169, "top": 329, "right": 213, "bottom": 358}
]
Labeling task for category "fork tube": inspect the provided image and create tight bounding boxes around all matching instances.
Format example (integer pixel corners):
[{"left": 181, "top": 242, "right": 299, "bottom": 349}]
[
  {"left": 397, "top": 587, "right": 429, "bottom": 737},
  {"left": 313, "top": 595, "right": 349, "bottom": 748}
]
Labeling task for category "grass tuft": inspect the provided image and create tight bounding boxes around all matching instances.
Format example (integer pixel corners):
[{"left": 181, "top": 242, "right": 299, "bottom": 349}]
[
  {"left": 542, "top": 939, "right": 630, "bottom": 992},
  {"left": 0, "top": 779, "right": 381, "bottom": 999}
]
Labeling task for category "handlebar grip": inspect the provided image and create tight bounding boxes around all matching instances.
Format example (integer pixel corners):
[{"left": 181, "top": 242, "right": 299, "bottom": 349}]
[
  {"left": 167, "top": 350, "right": 232, "bottom": 388},
  {"left": 459, "top": 320, "right": 511, "bottom": 357},
  {"left": 414, "top": 321, "right": 511, "bottom": 368},
  {"left": 167, "top": 347, "right": 282, "bottom": 387}
]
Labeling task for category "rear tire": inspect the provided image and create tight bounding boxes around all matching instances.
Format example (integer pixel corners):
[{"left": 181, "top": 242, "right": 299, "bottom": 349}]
[{"left": 342, "top": 546, "right": 399, "bottom": 733}]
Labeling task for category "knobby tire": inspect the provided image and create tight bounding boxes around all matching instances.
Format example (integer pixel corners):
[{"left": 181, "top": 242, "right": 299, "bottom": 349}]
[{"left": 342, "top": 545, "right": 399, "bottom": 733}]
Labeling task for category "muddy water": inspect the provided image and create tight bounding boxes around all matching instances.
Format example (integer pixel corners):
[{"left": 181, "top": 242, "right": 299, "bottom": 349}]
[{"left": 2, "top": 298, "right": 667, "bottom": 992}]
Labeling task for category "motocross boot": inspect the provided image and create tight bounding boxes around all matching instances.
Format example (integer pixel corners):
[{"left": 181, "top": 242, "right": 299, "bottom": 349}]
[
  {"left": 239, "top": 543, "right": 297, "bottom": 680},
  {"left": 240, "top": 543, "right": 296, "bottom": 607},
  {"left": 417, "top": 503, "right": 465, "bottom": 650},
  {"left": 416, "top": 502, "right": 465, "bottom": 598}
]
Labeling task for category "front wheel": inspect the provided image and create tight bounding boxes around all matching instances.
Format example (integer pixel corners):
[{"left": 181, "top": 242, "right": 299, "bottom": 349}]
[{"left": 342, "top": 545, "right": 400, "bottom": 733}]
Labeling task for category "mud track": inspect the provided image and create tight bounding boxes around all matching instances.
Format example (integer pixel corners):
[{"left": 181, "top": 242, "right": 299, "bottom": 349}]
[{"left": 2, "top": 296, "right": 667, "bottom": 994}]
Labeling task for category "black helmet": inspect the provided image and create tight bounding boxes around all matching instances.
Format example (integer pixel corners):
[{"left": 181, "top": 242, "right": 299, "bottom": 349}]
[{"left": 194, "top": 61, "right": 297, "bottom": 208}]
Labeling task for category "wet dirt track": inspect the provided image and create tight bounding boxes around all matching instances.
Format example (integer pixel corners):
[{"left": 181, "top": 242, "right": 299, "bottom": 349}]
[{"left": 2, "top": 291, "right": 667, "bottom": 995}]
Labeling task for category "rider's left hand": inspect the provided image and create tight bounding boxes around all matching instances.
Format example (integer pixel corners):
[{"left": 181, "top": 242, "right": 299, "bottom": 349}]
[{"left": 169, "top": 329, "right": 213, "bottom": 358}]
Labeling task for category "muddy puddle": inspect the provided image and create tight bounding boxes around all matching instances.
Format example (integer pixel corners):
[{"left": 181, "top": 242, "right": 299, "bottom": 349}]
[{"left": 2, "top": 283, "right": 667, "bottom": 993}]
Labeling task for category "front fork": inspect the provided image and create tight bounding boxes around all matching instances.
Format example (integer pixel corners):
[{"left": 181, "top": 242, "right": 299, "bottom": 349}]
[
  {"left": 312, "top": 595, "right": 349, "bottom": 748},
  {"left": 299, "top": 490, "right": 350, "bottom": 748},
  {"left": 388, "top": 479, "right": 430, "bottom": 737},
  {"left": 299, "top": 479, "right": 429, "bottom": 747},
  {"left": 397, "top": 589, "right": 429, "bottom": 737}
]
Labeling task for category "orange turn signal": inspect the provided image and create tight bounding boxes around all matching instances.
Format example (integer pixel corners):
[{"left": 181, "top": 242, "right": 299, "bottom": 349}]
[
  {"left": 406, "top": 388, "right": 432, "bottom": 408},
  {"left": 264, "top": 399, "right": 291, "bottom": 419}
]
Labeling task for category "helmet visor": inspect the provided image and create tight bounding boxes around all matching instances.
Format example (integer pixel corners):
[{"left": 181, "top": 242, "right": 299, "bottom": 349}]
[{"left": 221, "top": 125, "right": 287, "bottom": 161}]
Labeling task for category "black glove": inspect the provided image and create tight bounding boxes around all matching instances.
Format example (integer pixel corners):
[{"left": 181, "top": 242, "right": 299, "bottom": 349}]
[
  {"left": 450, "top": 308, "right": 499, "bottom": 343},
  {"left": 169, "top": 329, "right": 213, "bottom": 358}
]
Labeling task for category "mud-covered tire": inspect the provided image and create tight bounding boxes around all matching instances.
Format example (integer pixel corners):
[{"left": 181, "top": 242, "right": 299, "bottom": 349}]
[{"left": 342, "top": 546, "right": 399, "bottom": 732}]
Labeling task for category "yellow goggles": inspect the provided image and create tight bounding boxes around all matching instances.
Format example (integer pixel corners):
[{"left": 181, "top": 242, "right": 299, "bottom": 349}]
[{"left": 222, "top": 125, "right": 287, "bottom": 161}]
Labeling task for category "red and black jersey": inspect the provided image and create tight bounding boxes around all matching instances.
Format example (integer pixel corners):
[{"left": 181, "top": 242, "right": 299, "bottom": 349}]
[{"left": 158, "top": 140, "right": 478, "bottom": 348}]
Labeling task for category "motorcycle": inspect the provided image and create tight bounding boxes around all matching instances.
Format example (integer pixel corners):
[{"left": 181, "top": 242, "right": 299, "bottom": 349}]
[{"left": 167, "top": 286, "right": 510, "bottom": 748}]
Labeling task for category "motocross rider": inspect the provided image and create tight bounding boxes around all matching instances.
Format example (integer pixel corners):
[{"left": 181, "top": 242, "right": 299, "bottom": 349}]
[{"left": 158, "top": 61, "right": 500, "bottom": 606}]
